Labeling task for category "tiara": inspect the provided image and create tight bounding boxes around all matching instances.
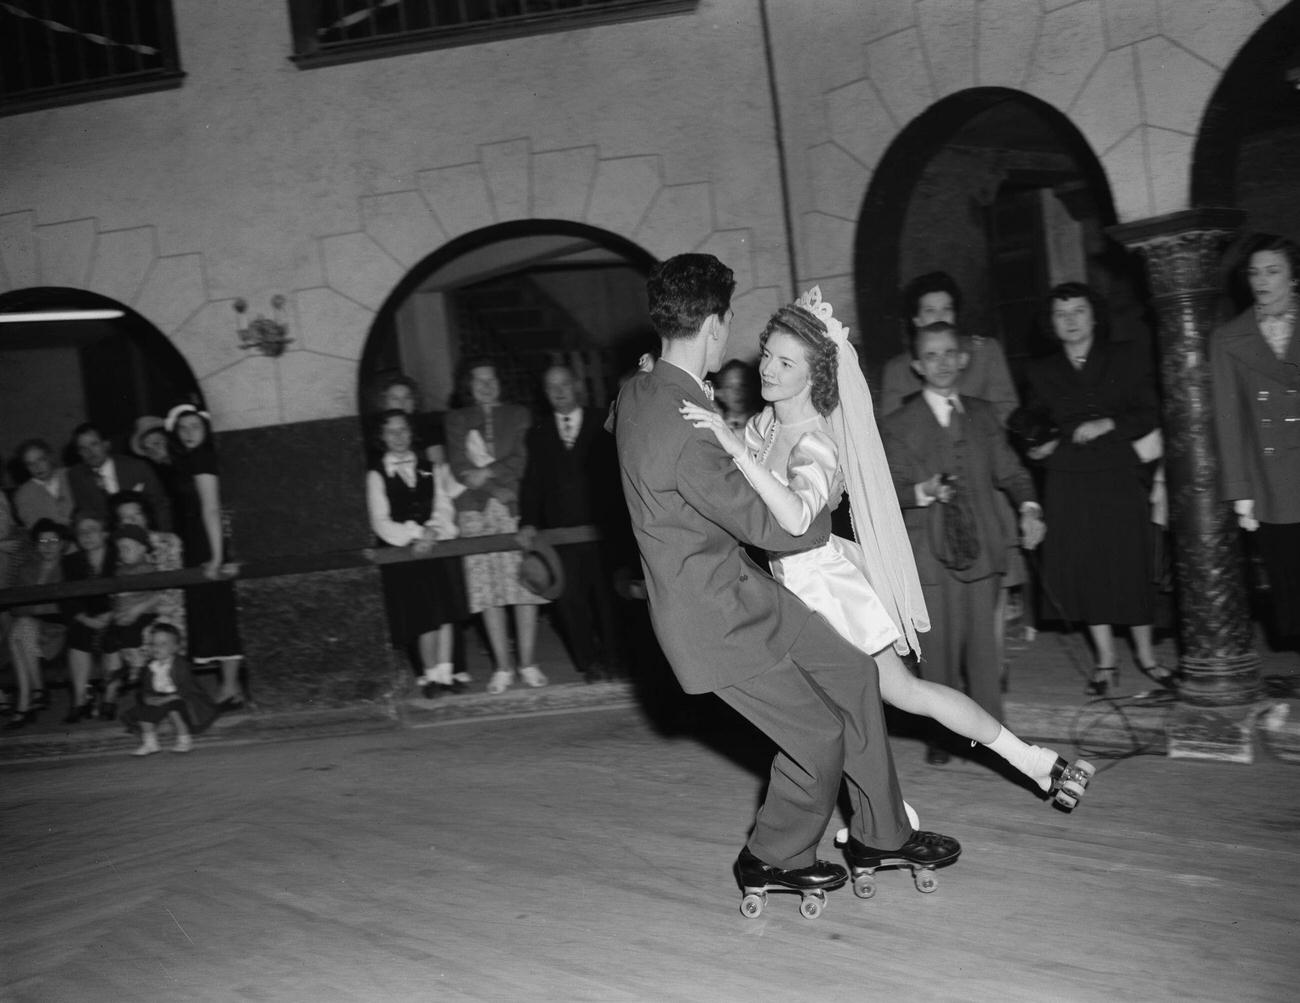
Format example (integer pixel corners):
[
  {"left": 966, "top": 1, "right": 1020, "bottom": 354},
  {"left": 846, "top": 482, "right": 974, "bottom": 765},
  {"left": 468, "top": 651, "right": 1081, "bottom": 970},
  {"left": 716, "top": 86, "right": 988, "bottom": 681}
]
[{"left": 795, "top": 286, "right": 849, "bottom": 345}]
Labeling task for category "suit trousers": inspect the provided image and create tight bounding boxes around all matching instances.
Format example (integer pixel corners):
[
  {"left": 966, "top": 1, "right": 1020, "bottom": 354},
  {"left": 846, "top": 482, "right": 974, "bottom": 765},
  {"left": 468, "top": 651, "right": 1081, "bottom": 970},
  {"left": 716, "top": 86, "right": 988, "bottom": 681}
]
[
  {"left": 715, "top": 614, "right": 910, "bottom": 870},
  {"left": 553, "top": 541, "right": 618, "bottom": 671},
  {"left": 919, "top": 573, "right": 1002, "bottom": 722}
]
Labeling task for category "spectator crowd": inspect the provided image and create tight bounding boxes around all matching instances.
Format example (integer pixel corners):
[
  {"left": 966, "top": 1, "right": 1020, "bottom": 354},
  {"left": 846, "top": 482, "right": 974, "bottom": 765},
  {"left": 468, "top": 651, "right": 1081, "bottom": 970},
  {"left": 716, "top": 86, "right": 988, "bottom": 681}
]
[{"left": 1, "top": 232, "right": 1296, "bottom": 755}]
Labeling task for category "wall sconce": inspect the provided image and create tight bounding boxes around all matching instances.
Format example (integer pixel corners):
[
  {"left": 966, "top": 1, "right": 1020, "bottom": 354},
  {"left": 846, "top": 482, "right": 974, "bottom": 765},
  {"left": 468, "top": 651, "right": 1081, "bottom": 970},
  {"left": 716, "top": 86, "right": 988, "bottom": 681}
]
[{"left": 234, "top": 295, "right": 293, "bottom": 357}]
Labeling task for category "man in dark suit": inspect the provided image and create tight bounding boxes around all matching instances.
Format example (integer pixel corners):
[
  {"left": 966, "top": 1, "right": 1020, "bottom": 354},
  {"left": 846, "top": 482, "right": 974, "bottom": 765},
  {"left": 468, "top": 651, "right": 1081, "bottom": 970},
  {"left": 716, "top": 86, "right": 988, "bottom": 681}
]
[
  {"left": 521, "top": 364, "right": 622, "bottom": 681},
  {"left": 615, "top": 253, "right": 958, "bottom": 899},
  {"left": 882, "top": 322, "right": 1044, "bottom": 762},
  {"left": 68, "top": 422, "right": 172, "bottom": 532}
]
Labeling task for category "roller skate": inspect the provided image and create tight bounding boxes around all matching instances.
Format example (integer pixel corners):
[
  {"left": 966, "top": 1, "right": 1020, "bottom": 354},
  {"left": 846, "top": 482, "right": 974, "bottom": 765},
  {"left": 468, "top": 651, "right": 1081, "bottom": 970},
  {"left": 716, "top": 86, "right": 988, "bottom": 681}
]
[
  {"left": 734, "top": 846, "right": 847, "bottom": 920},
  {"left": 835, "top": 829, "right": 961, "bottom": 899},
  {"left": 1047, "top": 756, "right": 1095, "bottom": 811}
]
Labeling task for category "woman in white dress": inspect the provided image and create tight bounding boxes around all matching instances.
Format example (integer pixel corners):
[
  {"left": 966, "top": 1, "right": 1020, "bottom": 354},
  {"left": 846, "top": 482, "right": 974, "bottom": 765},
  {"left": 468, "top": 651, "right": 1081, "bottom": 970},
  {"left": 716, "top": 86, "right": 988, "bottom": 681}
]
[{"left": 681, "top": 288, "right": 1080, "bottom": 800}]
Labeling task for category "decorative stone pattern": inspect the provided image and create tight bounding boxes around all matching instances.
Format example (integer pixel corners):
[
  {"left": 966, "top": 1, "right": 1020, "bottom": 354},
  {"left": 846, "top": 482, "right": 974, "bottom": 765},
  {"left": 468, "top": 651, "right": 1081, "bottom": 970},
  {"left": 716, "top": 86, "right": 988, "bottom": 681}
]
[{"left": 805, "top": 0, "right": 1265, "bottom": 315}]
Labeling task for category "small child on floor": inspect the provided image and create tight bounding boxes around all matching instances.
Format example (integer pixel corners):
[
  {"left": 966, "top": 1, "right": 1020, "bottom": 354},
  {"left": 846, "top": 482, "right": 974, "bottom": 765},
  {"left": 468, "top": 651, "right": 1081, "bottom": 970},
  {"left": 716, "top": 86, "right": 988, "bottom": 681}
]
[
  {"left": 122, "top": 623, "right": 218, "bottom": 756},
  {"left": 100, "top": 524, "right": 164, "bottom": 718}
]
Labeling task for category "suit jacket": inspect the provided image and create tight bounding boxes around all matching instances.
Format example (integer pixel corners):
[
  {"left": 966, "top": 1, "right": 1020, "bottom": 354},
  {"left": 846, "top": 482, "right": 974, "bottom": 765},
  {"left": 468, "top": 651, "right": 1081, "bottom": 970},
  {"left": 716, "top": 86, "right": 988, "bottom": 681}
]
[
  {"left": 444, "top": 403, "right": 532, "bottom": 516},
  {"left": 68, "top": 454, "right": 172, "bottom": 531},
  {"left": 615, "top": 360, "right": 831, "bottom": 694},
  {"left": 1024, "top": 339, "right": 1159, "bottom": 475},
  {"left": 520, "top": 406, "right": 620, "bottom": 531},
  {"left": 1210, "top": 308, "right": 1300, "bottom": 524},
  {"left": 880, "top": 336, "right": 1019, "bottom": 422},
  {"left": 882, "top": 394, "right": 1036, "bottom": 585}
]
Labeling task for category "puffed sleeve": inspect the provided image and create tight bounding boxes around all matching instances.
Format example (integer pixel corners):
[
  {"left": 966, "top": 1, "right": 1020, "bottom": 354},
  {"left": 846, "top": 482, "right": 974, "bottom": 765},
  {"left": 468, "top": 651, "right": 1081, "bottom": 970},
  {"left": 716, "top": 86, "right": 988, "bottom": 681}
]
[
  {"left": 367, "top": 470, "right": 424, "bottom": 547},
  {"left": 783, "top": 431, "right": 839, "bottom": 536}
]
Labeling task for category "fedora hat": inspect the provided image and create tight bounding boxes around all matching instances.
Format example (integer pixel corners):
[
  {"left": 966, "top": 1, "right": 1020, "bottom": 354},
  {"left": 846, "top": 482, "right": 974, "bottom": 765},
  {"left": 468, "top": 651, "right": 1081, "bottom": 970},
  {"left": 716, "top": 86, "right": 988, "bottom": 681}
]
[
  {"left": 129, "top": 415, "right": 167, "bottom": 457},
  {"left": 517, "top": 539, "right": 565, "bottom": 601}
]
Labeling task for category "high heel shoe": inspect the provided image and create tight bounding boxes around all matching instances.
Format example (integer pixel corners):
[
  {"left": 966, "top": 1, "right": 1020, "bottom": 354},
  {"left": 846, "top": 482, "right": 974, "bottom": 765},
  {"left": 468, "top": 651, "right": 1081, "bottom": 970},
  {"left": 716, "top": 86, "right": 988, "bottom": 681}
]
[
  {"left": 3, "top": 710, "right": 38, "bottom": 730},
  {"left": 1137, "top": 660, "right": 1176, "bottom": 689},
  {"left": 1085, "top": 666, "right": 1117, "bottom": 697}
]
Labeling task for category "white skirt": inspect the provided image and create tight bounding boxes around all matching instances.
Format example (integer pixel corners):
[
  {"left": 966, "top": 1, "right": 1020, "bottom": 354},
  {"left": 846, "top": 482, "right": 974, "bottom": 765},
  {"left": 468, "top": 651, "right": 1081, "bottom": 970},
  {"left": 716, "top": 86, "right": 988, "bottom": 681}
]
[{"left": 773, "top": 534, "right": 901, "bottom": 657}]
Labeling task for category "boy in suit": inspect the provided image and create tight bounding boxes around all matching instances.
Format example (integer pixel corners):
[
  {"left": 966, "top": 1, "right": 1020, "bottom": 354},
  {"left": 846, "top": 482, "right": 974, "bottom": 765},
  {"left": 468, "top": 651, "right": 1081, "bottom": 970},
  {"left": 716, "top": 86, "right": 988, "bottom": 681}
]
[
  {"left": 615, "top": 254, "right": 959, "bottom": 904},
  {"left": 882, "top": 322, "right": 1045, "bottom": 763}
]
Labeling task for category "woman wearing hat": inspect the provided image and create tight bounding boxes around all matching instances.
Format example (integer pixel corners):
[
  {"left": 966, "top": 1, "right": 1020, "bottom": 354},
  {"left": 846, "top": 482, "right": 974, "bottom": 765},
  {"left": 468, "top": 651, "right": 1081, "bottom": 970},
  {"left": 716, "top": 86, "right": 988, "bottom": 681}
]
[{"left": 166, "top": 403, "right": 245, "bottom": 709}]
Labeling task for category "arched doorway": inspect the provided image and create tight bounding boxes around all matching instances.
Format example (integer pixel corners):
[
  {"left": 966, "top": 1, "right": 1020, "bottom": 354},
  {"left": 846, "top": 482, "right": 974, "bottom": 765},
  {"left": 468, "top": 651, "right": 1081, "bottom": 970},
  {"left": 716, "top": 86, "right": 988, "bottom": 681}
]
[
  {"left": 0, "top": 287, "right": 200, "bottom": 481},
  {"left": 853, "top": 88, "right": 1133, "bottom": 384},
  {"left": 359, "top": 221, "right": 657, "bottom": 422},
  {"left": 1192, "top": 0, "right": 1300, "bottom": 309}
]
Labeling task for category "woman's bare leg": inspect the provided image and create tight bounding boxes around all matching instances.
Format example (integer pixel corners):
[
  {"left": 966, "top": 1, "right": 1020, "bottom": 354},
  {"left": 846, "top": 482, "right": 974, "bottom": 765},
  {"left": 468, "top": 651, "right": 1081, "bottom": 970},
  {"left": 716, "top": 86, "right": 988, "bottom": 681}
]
[{"left": 874, "top": 645, "right": 1060, "bottom": 791}]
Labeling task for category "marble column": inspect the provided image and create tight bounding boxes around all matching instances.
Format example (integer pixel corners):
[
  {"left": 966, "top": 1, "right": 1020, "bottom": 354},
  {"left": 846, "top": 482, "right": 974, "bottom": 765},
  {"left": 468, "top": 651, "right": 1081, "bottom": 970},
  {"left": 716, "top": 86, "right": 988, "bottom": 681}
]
[{"left": 1111, "top": 209, "right": 1261, "bottom": 754}]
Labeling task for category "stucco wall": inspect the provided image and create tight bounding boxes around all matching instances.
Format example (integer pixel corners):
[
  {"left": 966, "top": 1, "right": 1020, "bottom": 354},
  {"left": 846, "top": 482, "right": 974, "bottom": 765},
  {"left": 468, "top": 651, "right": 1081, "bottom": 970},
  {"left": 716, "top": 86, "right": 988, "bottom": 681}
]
[{"left": 0, "top": 0, "right": 1280, "bottom": 433}]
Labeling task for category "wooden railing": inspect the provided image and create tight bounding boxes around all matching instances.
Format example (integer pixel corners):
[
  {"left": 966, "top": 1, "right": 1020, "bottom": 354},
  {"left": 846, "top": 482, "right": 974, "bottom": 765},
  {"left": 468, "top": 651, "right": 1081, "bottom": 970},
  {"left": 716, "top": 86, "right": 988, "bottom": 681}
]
[{"left": 0, "top": 525, "right": 600, "bottom": 607}]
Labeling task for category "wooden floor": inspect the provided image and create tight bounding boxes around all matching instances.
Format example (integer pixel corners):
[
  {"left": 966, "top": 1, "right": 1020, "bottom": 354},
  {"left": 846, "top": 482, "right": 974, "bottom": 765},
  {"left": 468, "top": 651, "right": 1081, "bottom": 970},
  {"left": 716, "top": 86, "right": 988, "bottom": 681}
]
[{"left": 2, "top": 705, "right": 1297, "bottom": 1002}]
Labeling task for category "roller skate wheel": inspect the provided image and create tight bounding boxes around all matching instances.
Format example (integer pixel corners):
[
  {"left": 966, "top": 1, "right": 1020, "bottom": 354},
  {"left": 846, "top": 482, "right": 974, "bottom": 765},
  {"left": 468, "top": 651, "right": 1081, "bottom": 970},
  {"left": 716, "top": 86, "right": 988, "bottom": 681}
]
[
  {"left": 1054, "top": 788, "right": 1079, "bottom": 811},
  {"left": 740, "top": 892, "right": 766, "bottom": 918},
  {"left": 852, "top": 874, "right": 876, "bottom": 899},
  {"left": 799, "top": 893, "right": 824, "bottom": 919},
  {"left": 914, "top": 869, "right": 938, "bottom": 894},
  {"left": 1074, "top": 759, "right": 1096, "bottom": 783}
]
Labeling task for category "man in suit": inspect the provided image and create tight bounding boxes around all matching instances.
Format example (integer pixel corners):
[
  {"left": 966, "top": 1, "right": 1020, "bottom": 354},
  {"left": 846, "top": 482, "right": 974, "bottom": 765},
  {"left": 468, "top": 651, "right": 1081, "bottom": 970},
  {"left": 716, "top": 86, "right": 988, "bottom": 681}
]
[
  {"left": 67, "top": 422, "right": 172, "bottom": 532},
  {"left": 882, "top": 322, "right": 1044, "bottom": 763},
  {"left": 879, "top": 271, "right": 1018, "bottom": 421},
  {"left": 520, "top": 364, "right": 623, "bottom": 681},
  {"left": 615, "top": 253, "right": 958, "bottom": 898}
]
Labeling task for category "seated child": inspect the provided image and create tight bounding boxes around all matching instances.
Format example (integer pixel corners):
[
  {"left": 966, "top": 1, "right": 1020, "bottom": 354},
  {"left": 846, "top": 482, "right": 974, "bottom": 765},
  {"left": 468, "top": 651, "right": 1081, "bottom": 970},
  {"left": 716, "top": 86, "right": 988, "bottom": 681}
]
[
  {"left": 100, "top": 524, "right": 165, "bottom": 718},
  {"left": 121, "top": 623, "right": 219, "bottom": 755}
]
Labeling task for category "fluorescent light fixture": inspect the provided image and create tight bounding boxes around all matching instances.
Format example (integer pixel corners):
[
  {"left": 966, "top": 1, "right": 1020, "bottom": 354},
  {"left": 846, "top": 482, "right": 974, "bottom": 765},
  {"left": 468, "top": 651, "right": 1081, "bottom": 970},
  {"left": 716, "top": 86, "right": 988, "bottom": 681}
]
[{"left": 0, "top": 309, "right": 125, "bottom": 323}]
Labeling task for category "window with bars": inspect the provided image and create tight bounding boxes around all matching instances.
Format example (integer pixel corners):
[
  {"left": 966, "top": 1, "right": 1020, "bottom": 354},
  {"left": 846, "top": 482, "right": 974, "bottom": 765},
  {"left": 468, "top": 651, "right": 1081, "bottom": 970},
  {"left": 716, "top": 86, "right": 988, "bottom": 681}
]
[
  {"left": 0, "top": 0, "right": 183, "bottom": 116},
  {"left": 289, "top": 0, "right": 697, "bottom": 68}
]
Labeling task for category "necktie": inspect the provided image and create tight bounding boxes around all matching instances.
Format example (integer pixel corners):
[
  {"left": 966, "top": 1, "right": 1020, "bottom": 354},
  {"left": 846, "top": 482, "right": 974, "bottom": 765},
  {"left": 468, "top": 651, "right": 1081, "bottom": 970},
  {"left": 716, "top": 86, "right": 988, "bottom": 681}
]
[
  {"left": 561, "top": 414, "right": 574, "bottom": 448},
  {"left": 703, "top": 380, "right": 715, "bottom": 402}
]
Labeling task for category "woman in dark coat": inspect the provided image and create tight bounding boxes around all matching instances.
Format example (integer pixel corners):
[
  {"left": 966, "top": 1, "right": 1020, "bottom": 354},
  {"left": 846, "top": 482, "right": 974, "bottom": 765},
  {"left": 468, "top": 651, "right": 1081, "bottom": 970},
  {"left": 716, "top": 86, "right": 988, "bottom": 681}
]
[
  {"left": 1210, "top": 233, "right": 1300, "bottom": 645},
  {"left": 166, "top": 404, "right": 245, "bottom": 709},
  {"left": 1025, "top": 282, "right": 1165, "bottom": 695}
]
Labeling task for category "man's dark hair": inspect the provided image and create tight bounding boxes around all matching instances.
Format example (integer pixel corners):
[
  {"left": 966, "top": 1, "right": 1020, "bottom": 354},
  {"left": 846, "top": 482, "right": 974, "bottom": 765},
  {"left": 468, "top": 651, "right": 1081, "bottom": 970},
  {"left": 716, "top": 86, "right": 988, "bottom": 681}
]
[
  {"left": 910, "top": 320, "right": 961, "bottom": 360},
  {"left": 647, "top": 254, "right": 735, "bottom": 342},
  {"left": 902, "top": 271, "right": 963, "bottom": 324},
  {"left": 71, "top": 421, "right": 106, "bottom": 444}
]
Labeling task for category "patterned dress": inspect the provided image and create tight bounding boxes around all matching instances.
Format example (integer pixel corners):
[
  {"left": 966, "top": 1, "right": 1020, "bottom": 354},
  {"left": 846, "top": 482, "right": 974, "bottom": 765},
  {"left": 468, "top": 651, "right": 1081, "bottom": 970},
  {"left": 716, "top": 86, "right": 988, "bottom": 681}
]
[{"left": 446, "top": 403, "right": 549, "bottom": 615}]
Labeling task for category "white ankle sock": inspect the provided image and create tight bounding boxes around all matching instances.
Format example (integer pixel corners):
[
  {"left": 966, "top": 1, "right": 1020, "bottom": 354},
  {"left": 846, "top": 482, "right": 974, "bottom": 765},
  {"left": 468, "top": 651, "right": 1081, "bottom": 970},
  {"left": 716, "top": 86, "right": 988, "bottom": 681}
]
[{"left": 986, "top": 726, "right": 1058, "bottom": 792}]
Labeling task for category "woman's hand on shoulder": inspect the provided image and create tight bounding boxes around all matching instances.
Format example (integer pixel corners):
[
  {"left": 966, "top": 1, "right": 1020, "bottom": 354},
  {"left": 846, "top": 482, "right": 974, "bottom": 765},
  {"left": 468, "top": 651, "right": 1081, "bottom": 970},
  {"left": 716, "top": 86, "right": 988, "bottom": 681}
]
[{"left": 680, "top": 401, "right": 745, "bottom": 459}]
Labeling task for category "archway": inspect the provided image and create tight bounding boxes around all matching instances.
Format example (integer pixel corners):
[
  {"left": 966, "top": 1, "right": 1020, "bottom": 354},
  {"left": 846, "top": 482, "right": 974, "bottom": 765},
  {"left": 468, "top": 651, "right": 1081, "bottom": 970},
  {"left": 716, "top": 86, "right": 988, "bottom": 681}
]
[
  {"left": 0, "top": 287, "right": 200, "bottom": 479},
  {"left": 1192, "top": 0, "right": 1300, "bottom": 306},
  {"left": 358, "top": 221, "right": 658, "bottom": 424},
  {"left": 853, "top": 88, "right": 1128, "bottom": 383}
]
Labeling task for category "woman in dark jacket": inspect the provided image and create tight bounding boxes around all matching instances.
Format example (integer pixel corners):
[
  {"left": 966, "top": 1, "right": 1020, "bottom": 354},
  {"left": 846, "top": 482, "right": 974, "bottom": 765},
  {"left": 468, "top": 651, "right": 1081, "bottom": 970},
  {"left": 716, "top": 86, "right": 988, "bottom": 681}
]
[
  {"left": 1210, "top": 233, "right": 1300, "bottom": 645},
  {"left": 1025, "top": 282, "right": 1165, "bottom": 695}
]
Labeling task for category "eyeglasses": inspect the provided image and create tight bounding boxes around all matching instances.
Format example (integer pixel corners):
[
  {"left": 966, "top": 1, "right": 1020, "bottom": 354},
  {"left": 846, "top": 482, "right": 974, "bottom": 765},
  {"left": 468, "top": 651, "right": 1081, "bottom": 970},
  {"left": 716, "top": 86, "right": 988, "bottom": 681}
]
[{"left": 36, "top": 537, "right": 63, "bottom": 545}]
